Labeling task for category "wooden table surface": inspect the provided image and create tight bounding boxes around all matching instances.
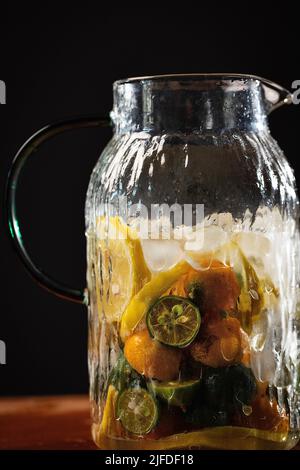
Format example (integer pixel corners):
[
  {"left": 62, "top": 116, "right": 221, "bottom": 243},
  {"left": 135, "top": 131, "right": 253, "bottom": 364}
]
[
  {"left": 0, "top": 395, "right": 97, "bottom": 450},
  {"left": 0, "top": 395, "right": 299, "bottom": 451}
]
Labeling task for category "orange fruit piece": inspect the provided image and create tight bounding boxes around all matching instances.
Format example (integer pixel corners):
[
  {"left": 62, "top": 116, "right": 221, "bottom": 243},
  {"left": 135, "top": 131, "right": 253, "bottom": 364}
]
[
  {"left": 167, "top": 259, "right": 240, "bottom": 313},
  {"left": 124, "top": 329, "right": 182, "bottom": 381},
  {"left": 190, "top": 316, "right": 243, "bottom": 368},
  {"left": 233, "top": 381, "right": 289, "bottom": 432}
]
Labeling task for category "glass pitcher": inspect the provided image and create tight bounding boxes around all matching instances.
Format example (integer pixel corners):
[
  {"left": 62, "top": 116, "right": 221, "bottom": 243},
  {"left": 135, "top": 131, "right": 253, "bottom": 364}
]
[{"left": 6, "top": 74, "right": 300, "bottom": 450}]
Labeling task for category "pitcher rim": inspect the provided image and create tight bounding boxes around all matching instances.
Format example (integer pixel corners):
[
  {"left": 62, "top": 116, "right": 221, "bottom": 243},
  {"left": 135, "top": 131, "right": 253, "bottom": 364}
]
[
  {"left": 114, "top": 73, "right": 292, "bottom": 110},
  {"left": 115, "top": 73, "right": 282, "bottom": 88}
]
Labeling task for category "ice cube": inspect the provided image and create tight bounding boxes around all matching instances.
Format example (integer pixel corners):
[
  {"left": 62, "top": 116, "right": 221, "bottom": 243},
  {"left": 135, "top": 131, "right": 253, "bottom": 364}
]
[
  {"left": 184, "top": 225, "right": 229, "bottom": 270},
  {"left": 141, "top": 239, "right": 184, "bottom": 272},
  {"left": 250, "top": 310, "right": 276, "bottom": 383},
  {"left": 233, "top": 232, "right": 271, "bottom": 259},
  {"left": 233, "top": 232, "right": 271, "bottom": 277}
]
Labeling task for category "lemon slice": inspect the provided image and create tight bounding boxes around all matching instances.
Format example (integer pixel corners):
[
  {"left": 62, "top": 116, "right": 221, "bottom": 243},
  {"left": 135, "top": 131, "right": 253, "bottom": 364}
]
[
  {"left": 99, "top": 385, "right": 118, "bottom": 436},
  {"left": 120, "top": 260, "right": 191, "bottom": 342},
  {"left": 95, "top": 425, "right": 290, "bottom": 450},
  {"left": 96, "top": 216, "right": 151, "bottom": 322}
]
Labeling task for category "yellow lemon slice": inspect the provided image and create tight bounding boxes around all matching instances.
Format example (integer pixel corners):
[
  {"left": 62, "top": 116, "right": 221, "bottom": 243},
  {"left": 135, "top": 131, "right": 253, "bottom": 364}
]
[
  {"left": 120, "top": 260, "right": 191, "bottom": 342},
  {"left": 99, "top": 384, "right": 126, "bottom": 439},
  {"left": 95, "top": 425, "right": 290, "bottom": 450},
  {"left": 99, "top": 385, "right": 118, "bottom": 436},
  {"left": 96, "top": 216, "right": 151, "bottom": 323}
]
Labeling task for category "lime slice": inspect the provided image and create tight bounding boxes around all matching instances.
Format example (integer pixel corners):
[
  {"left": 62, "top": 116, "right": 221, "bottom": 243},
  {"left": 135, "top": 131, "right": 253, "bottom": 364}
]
[
  {"left": 117, "top": 388, "right": 158, "bottom": 435},
  {"left": 96, "top": 216, "right": 151, "bottom": 323},
  {"left": 120, "top": 260, "right": 191, "bottom": 342},
  {"left": 151, "top": 379, "right": 201, "bottom": 409},
  {"left": 147, "top": 295, "right": 201, "bottom": 348}
]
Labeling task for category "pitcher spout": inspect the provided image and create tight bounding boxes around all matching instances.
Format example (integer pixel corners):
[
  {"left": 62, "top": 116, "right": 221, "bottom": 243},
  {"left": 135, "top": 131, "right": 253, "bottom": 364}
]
[{"left": 259, "top": 76, "right": 293, "bottom": 113}]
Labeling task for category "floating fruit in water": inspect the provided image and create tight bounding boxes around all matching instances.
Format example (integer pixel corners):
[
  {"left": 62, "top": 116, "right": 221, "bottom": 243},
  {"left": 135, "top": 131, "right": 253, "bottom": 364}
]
[
  {"left": 117, "top": 387, "right": 158, "bottom": 435},
  {"left": 147, "top": 295, "right": 201, "bottom": 348},
  {"left": 167, "top": 259, "right": 240, "bottom": 313},
  {"left": 99, "top": 385, "right": 124, "bottom": 438},
  {"left": 150, "top": 379, "right": 201, "bottom": 410},
  {"left": 106, "top": 352, "right": 145, "bottom": 393},
  {"left": 226, "top": 364, "right": 257, "bottom": 411},
  {"left": 124, "top": 329, "right": 182, "bottom": 381},
  {"left": 96, "top": 216, "right": 151, "bottom": 322},
  {"left": 120, "top": 261, "right": 191, "bottom": 342},
  {"left": 194, "top": 364, "right": 256, "bottom": 414},
  {"left": 190, "top": 316, "right": 243, "bottom": 368}
]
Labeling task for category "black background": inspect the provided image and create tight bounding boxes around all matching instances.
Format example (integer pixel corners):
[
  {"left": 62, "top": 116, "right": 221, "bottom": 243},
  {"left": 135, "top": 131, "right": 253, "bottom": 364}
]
[{"left": 0, "top": 6, "right": 299, "bottom": 396}]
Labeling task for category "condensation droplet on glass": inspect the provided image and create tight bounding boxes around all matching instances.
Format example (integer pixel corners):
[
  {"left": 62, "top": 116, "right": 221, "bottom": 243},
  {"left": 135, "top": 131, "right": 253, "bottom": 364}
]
[
  {"left": 249, "top": 288, "right": 259, "bottom": 300},
  {"left": 242, "top": 404, "right": 253, "bottom": 416},
  {"left": 184, "top": 153, "right": 189, "bottom": 168},
  {"left": 111, "top": 283, "right": 120, "bottom": 295},
  {"left": 251, "top": 332, "right": 266, "bottom": 352},
  {"left": 264, "top": 283, "right": 274, "bottom": 295}
]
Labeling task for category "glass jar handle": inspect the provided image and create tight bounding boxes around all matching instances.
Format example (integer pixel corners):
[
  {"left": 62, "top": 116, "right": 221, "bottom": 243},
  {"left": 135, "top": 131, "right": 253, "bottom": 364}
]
[{"left": 5, "top": 116, "right": 111, "bottom": 304}]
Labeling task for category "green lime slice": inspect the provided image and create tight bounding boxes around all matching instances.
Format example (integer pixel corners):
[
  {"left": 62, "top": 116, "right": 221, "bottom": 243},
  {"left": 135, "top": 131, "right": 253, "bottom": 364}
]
[
  {"left": 150, "top": 379, "right": 201, "bottom": 409},
  {"left": 147, "top": 295, "right": 201, "bottom": 348},
  {"left": 117, "top": 388, "right": 158, "bottom": 435}
]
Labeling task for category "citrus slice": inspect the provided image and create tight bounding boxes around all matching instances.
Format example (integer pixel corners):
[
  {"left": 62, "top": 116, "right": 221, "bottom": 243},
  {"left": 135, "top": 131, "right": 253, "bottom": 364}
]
[
  {"left": 117, "top": 388, "right": 158, "bottom": 435},
  {"left": 96, "top": 216, "right": 151, "bottom": 322},
  {"left": 233, "top": 245, "right": 265, "bottom": 333},
  {"left": 99, "top": 384, "right": 123, "bottom": 438},
  {"left": 147, "top": 295, "right": 201, "bottom": 348},
  {"left": 95, "top": 425, "right": 290, "bottom": 450},
  {"left": 120, "top": 260, "right": 191, "bottom": 342},
  {"left": 150, "top": 379, "right": 201, "bottom": 409}
]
